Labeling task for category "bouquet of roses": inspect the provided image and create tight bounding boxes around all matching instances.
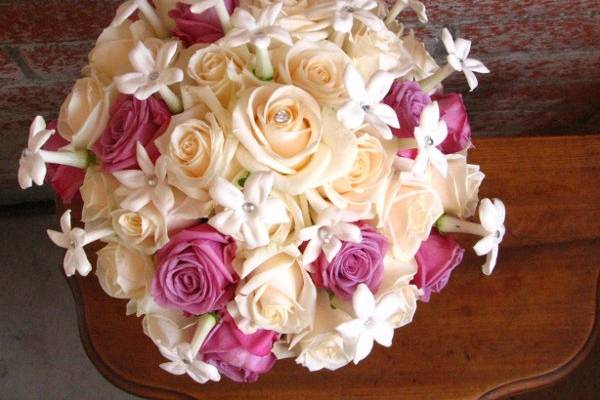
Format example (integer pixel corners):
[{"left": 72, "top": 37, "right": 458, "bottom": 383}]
[{"left": 17, "top": 0, "right": 506, "bottom": 384}]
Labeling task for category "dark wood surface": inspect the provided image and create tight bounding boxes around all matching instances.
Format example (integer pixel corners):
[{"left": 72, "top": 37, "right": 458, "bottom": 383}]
[{"left": 64, "top": 135, "right": 600, "bottom": 399}]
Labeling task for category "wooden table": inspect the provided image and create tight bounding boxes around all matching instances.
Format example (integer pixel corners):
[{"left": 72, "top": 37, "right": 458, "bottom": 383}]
[{"left": 64, "top": 135, "right": 600, "bottom": 399}]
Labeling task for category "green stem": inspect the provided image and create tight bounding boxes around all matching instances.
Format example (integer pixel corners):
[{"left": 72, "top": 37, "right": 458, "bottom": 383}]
[
  {"left": 135, "top": 0, "right": 169, "bottom": 38},
  {"left": 437, "top": 215, "right": 487, "bottom": 237},
  {"left": 254, "top": 45, "right": 274, "bottom": 81},
  {"left": 159, "top": 86, "right": 183, "bottom": 114},
  {"left": 419, "top": 63, "right": 455, "bottom": 93},
  {"left": 385, "top": 0, "right": 406, "bottom": 26},
  {"left": 39, "top": 149, "right": 90, "bottom": 169},
  {"left": 214, "top": 0, "right": 232, "bottom": 32},
  {"left": 190, "top": 314, "right": 218, "bottom": 356}
]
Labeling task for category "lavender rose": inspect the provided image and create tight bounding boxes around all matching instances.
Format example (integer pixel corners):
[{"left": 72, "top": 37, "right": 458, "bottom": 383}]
[
  {"left": 151, "top": 225, "right": 238, "bottom": 315},
  {"left": 170, "top": 1, "right": 238, "bottom": 47},
  {"left": 94, "top": 94, "right": 171, "bottom": 173},
  {"left": 432, "top": 92, "right": 472, "bottom": 154},
  {"left": 200, "top": 312, "right": 277, "bottom": 383},
  {"left": 312, "top": 223, "right": 387, "bottom": 300},
  {"left": 413, "top": 230, "right": 464, "bottom": 302},
  {"left": 384, "top": 81, "right": 432, "bottom": 139}
]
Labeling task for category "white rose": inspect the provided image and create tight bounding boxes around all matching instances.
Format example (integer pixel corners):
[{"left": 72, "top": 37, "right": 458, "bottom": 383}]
[
  {"left": 378, "top": 255, "right": 420, "bottom": 328},
  {"left": 401, "top": 30, "right": 439, "bottom": 81},
  {"left": 96, "top": 242, "right": 154, "bottom": 300},
  {"left": 80, "top": 167, "right": 119, "bottom": 224},
  {"left": 306, "top": 131, "right": 396, "bottom": 218},
  {"left": 156, "top": 93, "right": 238, "bottom": 200},
  {"left": 233, "top": 83, "right": 357, "bottom": 195},
  {"left": 348, "top": 27, "right": 413, "bottom": 79},
  {"left": 228, "top": 245, "right": 317, "bottom": 334},
  {"left": 111, "top": 205, "right": 168, "bottom": 255},
  {"left": 143, "top": 307, "right": 199, "bottom": 349},
  {"left": 267, "top": 190, "right": 309, "bottom": 245},
  {"left": 58, "top": 76, "right": 117, "bottom": 149},
  {"left": 428, "top": 154, "right": 484, "bottom": 219},
  {"left": 275, "top": 290, "right": 353, "bottom": 372},
  {"left": 377, "top": 174, "right": 443, "bottom": 261},
  {"left": 275, "top": 40, "right": 350, "bottom": 106}
]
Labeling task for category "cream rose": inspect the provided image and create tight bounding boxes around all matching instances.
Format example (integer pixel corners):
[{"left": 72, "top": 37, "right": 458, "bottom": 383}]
[
  {"left": 306, "top": 132, "right": 395, "bottom": 218},
  {"left": 143, "top": 307, "right": 199, "bottom": 349},
  {"left": 428, "top": 154, "right": 484, "bottom": 219},
  {"left": 228, "top": 245, "right": 317, "bottom": 335},
  {"left": 111, "top": 205, "right": 168, "bottom": 255},
  {"left": 96, "top": 242, "right": 154, "bottom": 300},
  {"left": 348, "top": 27, "right": 413, "bottom": 80},
  {"left": 58, "top": 76, "right": 117, "bottom": 149},
  {"left": 233, "top": 83, "right": 357, "bottom": 195},
  {"left": 401, "top": 30, "right": 439, "bottom": 81},
  {"left": 187, "top": 44, "right": 251, "bottom": 107},
  {"left": 276, "top": 40, "right": 350, "bottom": 106},
  {"left": 80, "top": 167, "right": 119, "bottom": 224},
  {"left": 156, "top": 93, "right": 238, "bottom": 200},
  {"left": 377, "top": 174, "right": 443, "bottom": 261}
]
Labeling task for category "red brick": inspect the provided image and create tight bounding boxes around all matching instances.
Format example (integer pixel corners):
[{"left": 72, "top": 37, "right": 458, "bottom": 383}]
[
  {"left": 0, "top": 0, "right": 121, "bottom": 44},
  {"left": 0, "top": 83, "right": 72, "bottom": 116},
  {"left": 19, "top": 41, "right": 93, "bottom": 79},
  {"left": 0, "top": 49, "right": 22, "bottom": 81}
]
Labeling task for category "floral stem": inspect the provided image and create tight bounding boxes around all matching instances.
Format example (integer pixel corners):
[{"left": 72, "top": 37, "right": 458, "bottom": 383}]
[
  {"left": 39, "top": 149, "right": 90, "bottom": 169},
  {"left": 384, "top": 0, "right": 407, "bottom": 26},
  {"left": 159, "top": 86, "right": 183, "bottom": 114},
  {"left": 214, "top": 0, "right": 232, "bottom": 32},
  {"left": 437, "top": 215, "right": 487, "bottom": 237},
  {"left": 190, "top": 314, "right": 218, "bottom": 356},
  {"left": 83, "top": 228, "right": 114, "bottom": 245},
  {"left": 254, "top": 45, "right": 274, "bottom": 81},
  {"left": 418, "top": 63, "right": 456, "bottom": 93},
  {"left": 332, "top": 31, "right": 347, "bottom": 48},
  {"left": 135, "top": 0, "right": 169, "bottom": 38}
]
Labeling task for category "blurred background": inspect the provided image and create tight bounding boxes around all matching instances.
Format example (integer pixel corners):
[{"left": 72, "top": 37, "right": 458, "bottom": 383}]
[{"left": 0, "top": 0, "right": 598, "bottom": 399}]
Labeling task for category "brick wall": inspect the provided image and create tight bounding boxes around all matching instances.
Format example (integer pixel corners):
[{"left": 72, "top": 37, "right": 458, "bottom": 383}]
[{"left": 1, "top": 0, "right": 599, "bottom": 204}]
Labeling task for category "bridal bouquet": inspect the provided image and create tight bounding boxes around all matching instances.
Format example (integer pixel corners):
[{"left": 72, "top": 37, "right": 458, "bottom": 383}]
[{"left": 17, "top": 0, "right": 506, "bottom": 384}]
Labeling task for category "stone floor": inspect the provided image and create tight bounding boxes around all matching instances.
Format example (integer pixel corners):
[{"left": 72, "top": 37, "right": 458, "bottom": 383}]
[{"left": 0, "top": 214, "right": 597, "bottom": 399}]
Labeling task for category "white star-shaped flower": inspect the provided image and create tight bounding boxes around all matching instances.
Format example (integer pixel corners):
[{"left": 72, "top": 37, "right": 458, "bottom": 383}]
[
  {"left": 337, "top": 64, "right": 399, "bottom": 140},
  {"left": 298, "top": 206, "right": 362, "bottom": 267},
  {"left": 209, "top": 172, "right": 289, "bottom": 249},
  {"left": 189, "top": 0, "right": 232, "bottom": 31},
  {"left": 115, "top": 41, "right": 184, "bottom": 101},
  {"left": 474, "top": 198, "right": 506, "bottom": 276},
  {"left": 111, "top": 0, "right": 168, "bottom": 37},
  {"left": 223, "top": 2, "right": 293, "bottom": 49},
  {"left": 18, "top": 116, "right": 54, "bottom": 189},
  {"left": 441, "top": 28, "right": 490, "bottom": 92},
  {"left": 336, "top": 284, "right": 400, "bottom": 364},
  {"left": 159, "top": 343, "right": 221, "bottom": 384},
  {"left": 385, "top": 0, "right": 427, "bottom": 24},
  {"left": 411, "top": 101, "right": 449, "bottom": 177},
  {"left": 309, "top": 0, "right": 385, "bottom": 33},
  {"left": 47, "top": 210, "right": 112, "bottom": 277},
  {"left": 113, "top": 143, "right": 174, "bottom": 214}
]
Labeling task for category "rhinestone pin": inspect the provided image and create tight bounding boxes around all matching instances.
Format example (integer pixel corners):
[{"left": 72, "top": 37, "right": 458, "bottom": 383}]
[
  {"left": 149, "top": 71, "right": 160, "bottom": 81},
  {"left": 425, "top": 136, "right": 434, "bottom": 146},
  {"left": 147, "top": 176, "right": 158, "bottom": 187},
  {"left": 273, "top": 109, "right": 291, "bottom": 124},
  {"left": 318, "top": 226, "right": 334, "bottom": 244},
  {"left": 242, "top": 202, "right": 257, "bottom": 214}
]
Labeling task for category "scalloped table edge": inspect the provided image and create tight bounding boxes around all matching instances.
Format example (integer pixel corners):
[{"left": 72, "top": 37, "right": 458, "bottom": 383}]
[{"left": 64, "top": 245, "right": 600, "bottom": 400}]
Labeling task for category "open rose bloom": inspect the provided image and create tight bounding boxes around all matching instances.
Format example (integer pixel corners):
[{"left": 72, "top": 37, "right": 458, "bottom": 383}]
[{"left": 18, "top": 0, "right": 505, "bottom": 384}]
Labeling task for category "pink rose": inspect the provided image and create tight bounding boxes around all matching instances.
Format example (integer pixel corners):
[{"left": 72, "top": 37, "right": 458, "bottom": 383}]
[
  {"left": 413, "top": 230, "right": 464, "bottom": 302},
  {"left": 43, "top": 121, "right": 85, "bottom": 203},
  {"left": 432, "top": 92, "right": 472, "bottom": 154},
  {"left": 151, "top": 225, "right": 238, "bottom": 315},
  {"left": 312, "top": 223, "right": 387, "bottom": 300},
  {"left": 94, "top": 95, "right": 171, "bottom": 173},
  {"left": 170, "top": 1, "right": 238, "bottom": 47},
  {"left": 384, "top": 81, "right": 432, "bottom": 139},
  {"left": 200, "top": 312, "right": 277, "bottom": 383}
]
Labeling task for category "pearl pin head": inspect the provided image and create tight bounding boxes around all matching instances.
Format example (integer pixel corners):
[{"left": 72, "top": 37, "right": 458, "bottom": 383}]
[{"left": 273, "top": 109, "right": 291, "bottom": 124}]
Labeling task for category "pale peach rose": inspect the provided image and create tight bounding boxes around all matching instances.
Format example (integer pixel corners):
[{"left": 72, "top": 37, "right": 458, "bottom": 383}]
[
  {"left": 96, "top": 242, "right": 154, "bottom": 300},
  {"left": 143, "top": 307, "right": 199, "bottom": 349},
  {"left": 80, "top": 167, "right": 119, "bottom": 224},
  {"left": 232, "top": 83, "right": 357, "bottom": 195},
  {"left": 306, "top": 132, "right": 396, "bottom": 218},
  {"left": 348, "top": 27, "right": 413, "bottom": 80},
  {"left": 376, "top": 174, "right": 443, "bottom": 261},
  {"left": 187, "top": 44, "right": 251, "bottom": 107},
  {"left": 155, "top": 94, "right": 239, "bottom": 200},
  {"left": 58, "top": 77, "right": 117, "bottom": 149},
  {"left": 401, "top": 30, "right": 439, "bottom": 81},
  {"left": 228, "top": 245, "right": 317, "bottom": 334},
  {"left": 111, "top": 205, "right": 168, "bottom": 255},
  {"left": 428, "top": 154, "right": 484, "bottom": 219},
  {"left": 275, "top": 40, "right": 350, "bottom": 106}
]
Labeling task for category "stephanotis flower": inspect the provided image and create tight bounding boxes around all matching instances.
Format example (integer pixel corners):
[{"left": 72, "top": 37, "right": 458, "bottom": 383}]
[
  {"left": 308, "top": 0, "right": 385, "bottom": 33},
  {"left": 115, "top": 41, "right": 184, "bottom": 112},
  {"left": 18, "top": 116, "right": 89, "bottom": 190},
  {"left": 411, "top": 101, "right": 449, "bottom": 177},
  {"left": 113, "top": 143, "right": 174, "bottom": 214},
  {"left": 298, "top": 207, "right": 362, "bottom": 267},
  {"left": 441, "top": 28, "right": 490, "bottom": 92},
  {"left": 111, "top": 0, "right": 169, "bottom": 38},
  {"left": 337, "top": 64, "right": 400, "bottom": 140},
  {"left": 47, "top": 210, "right": 112, "bottom": 277},
  {"left": 336, "top": 284, "right": 400, "bottom": 364},
  {"left": 209, "top": 172, "right": 289, "bottom": 249},
  {"left": 384, "top": 0, "right": 428, "bottom": 25},
  {"left": 190, "top": 0, "right": 233, "bottom": 32}
]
